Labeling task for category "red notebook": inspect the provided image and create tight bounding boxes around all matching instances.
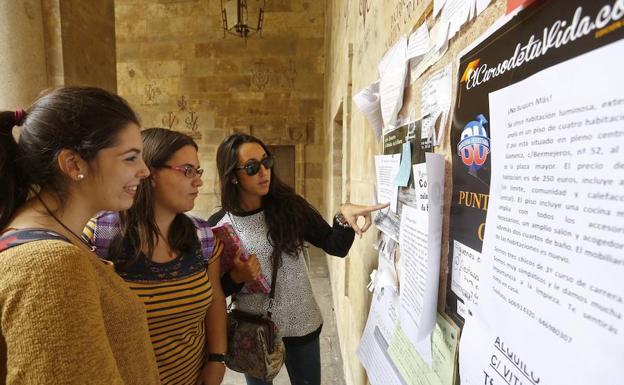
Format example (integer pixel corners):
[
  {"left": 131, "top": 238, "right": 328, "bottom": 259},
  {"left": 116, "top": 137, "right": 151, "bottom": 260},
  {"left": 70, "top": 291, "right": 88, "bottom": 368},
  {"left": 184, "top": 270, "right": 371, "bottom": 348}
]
[{"left": 212, "top": 223, "right": 270, "bottom": 294}]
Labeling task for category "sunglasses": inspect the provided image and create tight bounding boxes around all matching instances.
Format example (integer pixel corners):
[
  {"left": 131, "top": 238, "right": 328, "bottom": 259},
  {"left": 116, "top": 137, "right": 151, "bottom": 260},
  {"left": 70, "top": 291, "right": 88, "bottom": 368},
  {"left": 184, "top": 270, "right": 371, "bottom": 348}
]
[
  {"left": 236, "top": 156, "right": 274, "bottom": 176},
  {"left": 155, "top": 164, "right": 204, "bottom": 178}
]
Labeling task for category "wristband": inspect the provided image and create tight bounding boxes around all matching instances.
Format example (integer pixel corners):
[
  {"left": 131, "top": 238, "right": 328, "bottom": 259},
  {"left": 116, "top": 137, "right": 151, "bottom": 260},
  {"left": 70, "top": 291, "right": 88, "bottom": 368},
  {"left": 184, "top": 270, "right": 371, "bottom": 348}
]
[
  {"left": 206, "top": 353, "right": 226, "bottom": 364},
  {"left": 335, "top": 211, "right": 351, "bottom": 228}
]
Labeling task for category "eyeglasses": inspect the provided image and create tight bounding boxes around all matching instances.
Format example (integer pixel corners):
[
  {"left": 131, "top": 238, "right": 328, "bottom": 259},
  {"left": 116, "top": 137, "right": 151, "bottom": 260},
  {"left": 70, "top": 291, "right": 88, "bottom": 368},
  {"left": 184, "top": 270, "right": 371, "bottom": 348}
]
[
  {"left": 236, "top": 156, "right": 274, "bottom": 176},
  {"left": 155, "top": 164, "right": 204, "bottom": 178}
]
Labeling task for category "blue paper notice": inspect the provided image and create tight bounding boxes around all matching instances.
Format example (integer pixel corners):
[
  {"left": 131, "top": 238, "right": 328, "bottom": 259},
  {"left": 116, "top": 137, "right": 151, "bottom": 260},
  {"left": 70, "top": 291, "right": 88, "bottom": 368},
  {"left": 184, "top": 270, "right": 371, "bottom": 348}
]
[{"left": 393, "top": 142, "right": 412, "bottom": 187}]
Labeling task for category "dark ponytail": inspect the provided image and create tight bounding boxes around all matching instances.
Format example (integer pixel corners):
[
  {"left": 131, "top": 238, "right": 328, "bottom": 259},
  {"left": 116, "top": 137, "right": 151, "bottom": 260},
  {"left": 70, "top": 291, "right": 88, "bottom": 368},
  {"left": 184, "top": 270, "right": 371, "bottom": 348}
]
[{"left": 0, "top": 111, "right": 29, "bottom": 228}]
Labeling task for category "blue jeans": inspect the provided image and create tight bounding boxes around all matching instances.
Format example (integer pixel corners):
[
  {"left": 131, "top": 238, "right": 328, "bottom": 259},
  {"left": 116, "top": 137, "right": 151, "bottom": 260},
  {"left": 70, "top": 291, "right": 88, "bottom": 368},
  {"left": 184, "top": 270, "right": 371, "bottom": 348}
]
[{"left": 244, "top": 335, "right": 321, "bottom": 385}]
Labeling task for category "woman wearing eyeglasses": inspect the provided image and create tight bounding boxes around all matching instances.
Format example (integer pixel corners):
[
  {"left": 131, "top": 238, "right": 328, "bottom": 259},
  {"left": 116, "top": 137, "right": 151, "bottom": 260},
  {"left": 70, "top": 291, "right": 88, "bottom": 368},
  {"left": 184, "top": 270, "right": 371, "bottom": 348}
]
[
  {"left": 208, "top": 133, "right": 388, "bottom": 385},
  {"left": 83, "top": 128, "right": 255, "bottom": 385}
]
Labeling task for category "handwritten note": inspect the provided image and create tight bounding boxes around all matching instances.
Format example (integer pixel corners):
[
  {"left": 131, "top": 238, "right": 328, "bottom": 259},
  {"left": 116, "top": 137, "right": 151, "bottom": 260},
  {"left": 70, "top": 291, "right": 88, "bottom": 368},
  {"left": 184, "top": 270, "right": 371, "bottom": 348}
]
[
  {"left": 388, "top": 314, "right": 460, "bottom": 385},
  {"left": 450, "top": 240, "right": 481, "bottom": 310}
]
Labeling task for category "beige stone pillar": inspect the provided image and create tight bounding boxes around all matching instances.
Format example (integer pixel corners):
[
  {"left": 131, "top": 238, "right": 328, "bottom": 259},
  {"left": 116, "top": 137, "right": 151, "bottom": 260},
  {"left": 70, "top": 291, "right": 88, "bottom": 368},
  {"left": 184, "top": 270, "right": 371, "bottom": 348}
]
[{"left": 0, "top": 0, "right": 48, "bottom": 108}]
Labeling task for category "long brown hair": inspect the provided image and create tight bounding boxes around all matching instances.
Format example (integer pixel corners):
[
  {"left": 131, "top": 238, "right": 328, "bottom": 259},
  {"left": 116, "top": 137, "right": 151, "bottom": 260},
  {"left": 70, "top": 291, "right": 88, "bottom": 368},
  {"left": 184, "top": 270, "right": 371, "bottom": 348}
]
[
  {"left": 216, "top": 133, "right": 321, "bottom": 260},
  {"left": 0, "top": 87, "right": 139, "bottom": 229},
  {"left": 110, "top": 128, "right": 200, "bottom": 268}
]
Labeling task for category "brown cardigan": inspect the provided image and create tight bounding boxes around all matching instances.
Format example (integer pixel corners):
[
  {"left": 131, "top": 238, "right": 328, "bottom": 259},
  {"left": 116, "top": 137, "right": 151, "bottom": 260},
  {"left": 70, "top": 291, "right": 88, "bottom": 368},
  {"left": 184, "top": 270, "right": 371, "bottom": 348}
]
[{"left": 0, "top": 240, "right": 160, "bottom": 384}]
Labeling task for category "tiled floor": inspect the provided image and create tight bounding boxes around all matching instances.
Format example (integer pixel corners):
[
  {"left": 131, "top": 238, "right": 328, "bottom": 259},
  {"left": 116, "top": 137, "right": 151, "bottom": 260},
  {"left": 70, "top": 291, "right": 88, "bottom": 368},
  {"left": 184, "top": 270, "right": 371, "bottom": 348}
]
[{"left": 222, "top": 251, "right": 346, "bottom": 385}]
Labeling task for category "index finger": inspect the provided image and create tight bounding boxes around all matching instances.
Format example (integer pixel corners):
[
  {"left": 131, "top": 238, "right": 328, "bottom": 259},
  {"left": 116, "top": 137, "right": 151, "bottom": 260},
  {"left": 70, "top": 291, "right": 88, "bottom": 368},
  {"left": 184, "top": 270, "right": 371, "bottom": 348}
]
[{"left": 364, "top": 203, "right": 390, "bottom": 213}]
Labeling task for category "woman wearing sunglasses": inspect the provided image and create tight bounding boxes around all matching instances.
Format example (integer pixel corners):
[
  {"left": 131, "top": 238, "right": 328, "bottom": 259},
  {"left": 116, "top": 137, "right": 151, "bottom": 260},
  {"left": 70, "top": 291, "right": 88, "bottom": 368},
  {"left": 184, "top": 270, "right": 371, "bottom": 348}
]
[
  {"left": 84, "top": 128, "right": 258, "bottom": 385},
  {"left": 209, "top": 133, "right": 388, "bottom": 385}
]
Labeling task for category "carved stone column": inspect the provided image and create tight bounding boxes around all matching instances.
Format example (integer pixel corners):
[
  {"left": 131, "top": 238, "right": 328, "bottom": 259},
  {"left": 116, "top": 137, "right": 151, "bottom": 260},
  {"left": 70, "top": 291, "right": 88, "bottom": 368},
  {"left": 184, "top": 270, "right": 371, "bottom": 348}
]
[{"left": 0, "top": 0, "right": 48, "bottom": 108}]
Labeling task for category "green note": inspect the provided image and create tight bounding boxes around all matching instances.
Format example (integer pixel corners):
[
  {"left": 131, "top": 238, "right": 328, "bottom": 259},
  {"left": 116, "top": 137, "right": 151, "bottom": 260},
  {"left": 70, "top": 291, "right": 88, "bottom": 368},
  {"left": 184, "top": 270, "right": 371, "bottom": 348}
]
[{"left": 387, "top": 313, "right": 460, "bottom": 385}]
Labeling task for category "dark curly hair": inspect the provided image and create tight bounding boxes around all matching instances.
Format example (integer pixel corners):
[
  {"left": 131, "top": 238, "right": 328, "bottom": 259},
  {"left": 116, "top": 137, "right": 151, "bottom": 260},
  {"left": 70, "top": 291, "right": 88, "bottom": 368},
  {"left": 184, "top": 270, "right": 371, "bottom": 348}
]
[{"left": 216, "top": 134, "right": 321, "bottom": 261}]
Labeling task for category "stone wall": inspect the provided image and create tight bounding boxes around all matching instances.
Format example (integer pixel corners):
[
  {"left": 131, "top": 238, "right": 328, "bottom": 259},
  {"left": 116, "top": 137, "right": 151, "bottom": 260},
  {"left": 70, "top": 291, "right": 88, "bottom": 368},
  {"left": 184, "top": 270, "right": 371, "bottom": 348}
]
[
  {"left": 0, "top": 1, "right": 48, "bottom": 108},
  {"left": 59, "top": 0, "right": 118, "bottom": 92},
  {"left": 322, "top": 1, "right": 507, "bottom": 384},
  {"left": 0, "top": 0, "right": 117, "bottom": 110},
  {"left": 115, "top": 0, "right": 326, "bottom": 216}
]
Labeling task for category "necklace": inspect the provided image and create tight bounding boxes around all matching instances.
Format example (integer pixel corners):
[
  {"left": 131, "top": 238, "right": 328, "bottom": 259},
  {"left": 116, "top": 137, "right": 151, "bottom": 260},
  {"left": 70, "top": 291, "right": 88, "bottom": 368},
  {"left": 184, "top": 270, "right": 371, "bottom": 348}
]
[{"left": 36, "top": 194, "right": 96, "bottom": 252}]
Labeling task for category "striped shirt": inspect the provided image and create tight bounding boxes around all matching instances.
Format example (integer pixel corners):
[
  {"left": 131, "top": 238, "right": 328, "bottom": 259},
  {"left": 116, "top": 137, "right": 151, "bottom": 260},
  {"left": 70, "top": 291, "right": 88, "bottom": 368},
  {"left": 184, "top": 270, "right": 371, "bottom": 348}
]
[{"left": 84, "top": 212, "right": 223, "bottom": 385}]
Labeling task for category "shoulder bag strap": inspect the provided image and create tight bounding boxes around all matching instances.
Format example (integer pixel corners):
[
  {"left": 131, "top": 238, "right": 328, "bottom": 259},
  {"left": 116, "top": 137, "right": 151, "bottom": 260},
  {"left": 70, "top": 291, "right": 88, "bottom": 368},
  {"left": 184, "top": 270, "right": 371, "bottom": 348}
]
[
  {"left": 0, "top": 229, "right": 71, "bottom": 253},
  {"left": 266, "top": 252, "right": 280, "bottom": 319}
]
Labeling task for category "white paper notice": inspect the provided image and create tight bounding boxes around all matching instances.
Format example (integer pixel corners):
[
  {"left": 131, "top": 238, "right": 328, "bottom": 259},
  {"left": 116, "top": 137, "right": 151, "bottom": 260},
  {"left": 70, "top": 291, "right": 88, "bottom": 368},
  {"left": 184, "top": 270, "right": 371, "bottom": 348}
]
[
  {"left": 476, "top": 0, "right": 491, "bottom": 15},
  {"left": 441, "top": 0, "right": 472, "bottom": 41},
  {"left": 375, "top": 208, "right": 401, "bottom": 242},
  {"left": 375, "top": 154, "right": 401, "bottom": 213},
  {"left": 459, "top": 40, "right": 624, "bottom": 385},
  {"left": 450, "top": 240, "right": 481, "bottom": 310},
  {"left": 398, "top": 204, "right": 430, "bottom": 339},
  {"left": 374, "top": 253, "right": 399, "bottom": 293},
  {"left": 379, "top": 233, "right": 397, "bottom": 261},
  {"left": 398, "top": 153, "right": 445, "bottom": 350},
  {"left": 410, "top": 21, "right": 449, "bottom": 84},
  {"left": 407, "top": 23, "right": 430, "bottom": 62},
  {"left": 358, "top": 287, "right": 408, "bottom": 385},
  {"left": 433, "top": 0, "right": 447, "bottom": 18},
  {"left": 421, "top": 64, "right": 452, "bottom": 145},
  {"left": 354, "top": 81, "right": 384, "bottom": 141},
  {"left": 379, "top": 37, "right": 408, "bottom": 128},
  {"left": 456, "top": 299, "right": 468, "bottom": 319}
]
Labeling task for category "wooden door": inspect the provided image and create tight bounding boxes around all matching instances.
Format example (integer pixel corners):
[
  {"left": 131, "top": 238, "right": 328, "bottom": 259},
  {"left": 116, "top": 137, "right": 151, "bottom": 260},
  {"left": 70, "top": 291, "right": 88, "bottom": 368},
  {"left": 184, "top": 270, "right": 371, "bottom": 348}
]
[{"left": 267, "top": 145, "right": 295, "bottom": 190}]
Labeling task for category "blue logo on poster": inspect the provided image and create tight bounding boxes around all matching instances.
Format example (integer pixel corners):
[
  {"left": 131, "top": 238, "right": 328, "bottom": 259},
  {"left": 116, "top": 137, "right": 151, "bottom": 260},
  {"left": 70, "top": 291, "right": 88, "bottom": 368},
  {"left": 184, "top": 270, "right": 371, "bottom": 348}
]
[{"left": 458, "top": 114, "right": 490, "bottom": 172}]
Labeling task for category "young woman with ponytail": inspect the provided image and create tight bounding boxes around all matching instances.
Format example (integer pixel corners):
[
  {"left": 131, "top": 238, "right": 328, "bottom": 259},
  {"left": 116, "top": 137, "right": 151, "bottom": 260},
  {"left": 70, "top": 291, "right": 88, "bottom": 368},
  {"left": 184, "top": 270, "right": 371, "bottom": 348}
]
[{"left": 0, "top": 87, "right": 160, "bottom": 384}]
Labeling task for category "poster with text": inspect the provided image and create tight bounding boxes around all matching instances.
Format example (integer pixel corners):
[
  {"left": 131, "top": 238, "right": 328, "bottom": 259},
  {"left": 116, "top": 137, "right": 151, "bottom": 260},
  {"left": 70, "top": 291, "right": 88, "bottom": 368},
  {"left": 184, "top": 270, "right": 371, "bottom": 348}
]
[
  {"left": 446, "top": 0, "right": 624, "bottom": 325},
  {"left": 447, "top": 1, "right": 624, "bottom": 384}
]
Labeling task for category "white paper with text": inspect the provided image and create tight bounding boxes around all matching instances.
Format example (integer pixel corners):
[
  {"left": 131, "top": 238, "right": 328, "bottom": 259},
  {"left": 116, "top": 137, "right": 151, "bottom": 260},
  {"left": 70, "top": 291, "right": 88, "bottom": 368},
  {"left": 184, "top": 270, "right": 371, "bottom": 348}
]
[{"left": 459, "top": 39, "right": 624, "bottom": 385}]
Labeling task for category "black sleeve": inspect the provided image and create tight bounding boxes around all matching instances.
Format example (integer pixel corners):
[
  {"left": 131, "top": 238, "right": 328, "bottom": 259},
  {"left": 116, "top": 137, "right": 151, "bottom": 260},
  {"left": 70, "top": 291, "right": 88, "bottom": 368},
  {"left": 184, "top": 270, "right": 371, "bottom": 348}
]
[
  {"left": 220, "top": 271, "right": 245, "bottom": 297},
  {"left": 303, "top": 207, "right": 355, "bottom": 258},
  {"left": 207, "top": 209, "right": 226, "bottom": 227}
]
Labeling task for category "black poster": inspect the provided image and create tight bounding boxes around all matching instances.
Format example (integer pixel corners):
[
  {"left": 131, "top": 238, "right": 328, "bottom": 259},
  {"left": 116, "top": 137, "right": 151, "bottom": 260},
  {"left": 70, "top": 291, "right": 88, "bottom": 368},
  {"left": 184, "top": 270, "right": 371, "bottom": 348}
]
[{"left": 446, "top": 0, "right": 624, "bottom": 323}]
